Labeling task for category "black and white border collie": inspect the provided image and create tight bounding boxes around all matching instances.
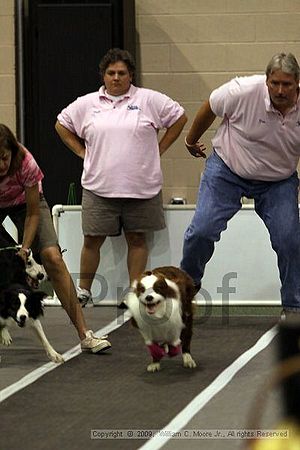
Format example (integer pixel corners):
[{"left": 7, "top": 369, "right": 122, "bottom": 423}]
[
  {"left": 126, "top": 266, "right": 197, "bottom": 372},
  {"left": 0, "top": 247, "right": 64, "bottom": 363}
]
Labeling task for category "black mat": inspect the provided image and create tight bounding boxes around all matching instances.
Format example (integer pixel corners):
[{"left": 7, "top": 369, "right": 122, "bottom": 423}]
[{"left": 0, "top": 316, "right": 278, "bottom": 450}]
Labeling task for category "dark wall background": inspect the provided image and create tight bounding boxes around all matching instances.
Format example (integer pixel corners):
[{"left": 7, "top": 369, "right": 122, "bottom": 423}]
[{"left": 20, "top": 0, "right": 136, "bottom": 207}]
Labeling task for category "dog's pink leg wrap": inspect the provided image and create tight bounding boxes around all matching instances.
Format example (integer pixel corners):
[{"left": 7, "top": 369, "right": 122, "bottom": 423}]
[
  {"left": 147, "top": 343, "right": 166, "bottom": 361},
  {"left": 168, "top": 344, "right": 182, "bottom": 357}
]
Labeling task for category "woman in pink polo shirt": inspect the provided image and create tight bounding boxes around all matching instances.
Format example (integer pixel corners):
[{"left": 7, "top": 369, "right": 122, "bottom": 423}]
[
  {"left": 55, "top": 48, "right": 187, "bottom": 307},
  {"left": 0, "top": 123, "right": 111, "bottom": 353}
]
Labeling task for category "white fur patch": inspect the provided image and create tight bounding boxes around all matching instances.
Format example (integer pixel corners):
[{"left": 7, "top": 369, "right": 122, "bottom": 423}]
[
  {"left": 140, "top": 274, "right": 158, "bottom": 290},
  {"left": 16, "top": 293, "right": 29, "bottom": 322}
]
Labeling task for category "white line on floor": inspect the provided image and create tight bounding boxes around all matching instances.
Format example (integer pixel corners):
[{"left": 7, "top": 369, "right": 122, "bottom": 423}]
[
  {"left": 0, "top": 311, "right": 132, "bottom": 403},
  {"left": 139, "top": 324, "right": 278, "bottom": 450}
]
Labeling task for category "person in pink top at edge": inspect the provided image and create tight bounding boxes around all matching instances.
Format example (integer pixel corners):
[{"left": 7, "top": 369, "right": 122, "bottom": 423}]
[
  {"left": 180, "top": 52, "right": 300, "bottom": 318},
  {"left": 0, "top": 124, "right": 111, "bottom": 353},
  {"left": 55, "top": 48, "right": 187, "bottom": 308}
]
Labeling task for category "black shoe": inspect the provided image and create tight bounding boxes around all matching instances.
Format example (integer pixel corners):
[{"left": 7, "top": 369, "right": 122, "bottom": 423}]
[
  {"left": 118, "top": 301, "right": 128, "bottom": 309},
  {"left": 118, "top": 288, "right": 135, "bottom": 309},
  {"left": 77, "top": 287, "right": 93, "bottom": 308}
]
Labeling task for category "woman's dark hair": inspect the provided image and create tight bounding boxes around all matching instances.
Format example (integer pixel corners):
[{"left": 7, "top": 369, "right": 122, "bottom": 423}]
[
  {"left": 0, "top": 124, "right": 24, "bottom": 175},
  {"left": 99, "top": 48, "right": 136, "bottom": 83}
]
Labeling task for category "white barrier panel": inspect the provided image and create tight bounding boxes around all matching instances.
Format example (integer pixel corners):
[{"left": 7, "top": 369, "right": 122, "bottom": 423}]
[
  {"left": 3, "top": 217, "right": 18, "bottom": 241},
  {"left": 52, "top": 205, "right": 281, "bottom": 306}
]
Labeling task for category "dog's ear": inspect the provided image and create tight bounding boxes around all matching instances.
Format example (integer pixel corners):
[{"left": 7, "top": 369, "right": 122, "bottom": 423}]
[
  {"left": 154, "top": 277, "right": 178, "bottom": 298},
  {"left": 29, "top": 290, "right": 46, "bottom": 302},
  {"left": 153, "top": 277, "right": 168, "bottom": 294},
  {"left": 135, "top": 280, "right": 145, "bottom": 296},
  {"left": 3, "top": 289, "right": 17, "bottom": 306},
  {"left": 27, "top": 290, "right": 46, "bottom": 317},
  {"left": 1, "top": 290, "right": 20, "bottom": 318}
]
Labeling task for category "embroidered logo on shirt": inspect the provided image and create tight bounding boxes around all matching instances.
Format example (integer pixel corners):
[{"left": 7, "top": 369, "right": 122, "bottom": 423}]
[
  {"left": 127, "top": 104, "right": 140, "bottom": 110},
  {"left": 297, "top": 120, "right": 300, "bottom": 126},
  {"left": 258, "top": 119, "right": 266, "bottom": 124}
]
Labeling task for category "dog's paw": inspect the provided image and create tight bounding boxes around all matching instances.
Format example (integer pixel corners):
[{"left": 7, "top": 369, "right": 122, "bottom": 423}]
[
  {"left": 182, "top": 352, "right": 197, "bottom": 369},
  {"left": 47, "top": 350, "right": 64, "bottom": 364},
  {"left": 1, "top": 328, "right": 12, "bottom": 346},
  {"left": 147, "top": 362, "right": 161, "bottom": 372}
]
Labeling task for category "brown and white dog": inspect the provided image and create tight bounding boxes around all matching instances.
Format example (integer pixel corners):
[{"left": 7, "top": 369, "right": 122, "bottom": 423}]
[{"left": 126, "top": 266, "right": 197, "bottom": 372}]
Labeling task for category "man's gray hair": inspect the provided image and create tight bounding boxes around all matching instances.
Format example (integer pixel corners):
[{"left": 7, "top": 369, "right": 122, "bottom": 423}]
[{"left": 266, "top": 52, "right": 300, "bottom": 81}]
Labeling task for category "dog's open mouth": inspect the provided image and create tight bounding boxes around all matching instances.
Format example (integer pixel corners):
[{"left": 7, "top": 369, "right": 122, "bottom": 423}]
[
  {"left": 144, "top": 301, "right": 161, "bottom": 315},
  {"left": 26, "top": 275, "right": 39, "bottom": 289}
]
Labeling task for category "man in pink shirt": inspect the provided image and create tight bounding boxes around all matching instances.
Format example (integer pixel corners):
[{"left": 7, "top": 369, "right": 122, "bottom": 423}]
[
  {"left": 56, "top": 48, "right": 187, "bottom": 308},
  {"left": 181, "top": 52, "right": 300, "bottom": 316}
]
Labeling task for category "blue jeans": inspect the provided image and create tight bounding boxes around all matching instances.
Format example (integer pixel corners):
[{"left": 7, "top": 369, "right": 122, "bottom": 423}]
[{"left": 181, "top": 151, "right": 300, "bottom": 310}]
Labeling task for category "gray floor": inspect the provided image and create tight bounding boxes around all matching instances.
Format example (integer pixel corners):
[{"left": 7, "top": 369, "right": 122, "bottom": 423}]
[
  {"left": 0, "top": 306, "right": 284, "bottom": 450},
  {"left": 162, "top": 342, "right": 282, "bottom": 450},
  {"left": 0, "top": 305, "right": 119, "bottom": 390}
]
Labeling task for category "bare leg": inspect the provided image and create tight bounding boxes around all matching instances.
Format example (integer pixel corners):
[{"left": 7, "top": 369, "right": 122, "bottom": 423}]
[
  {"left": 124, "top": 231, "right": 148, "bottom": 284},
  {"left": 40, "top": 246, "right": 87, "bottom": 340},
  {"left": 79, "top": 235, "right": 106, "bottom": 291}
]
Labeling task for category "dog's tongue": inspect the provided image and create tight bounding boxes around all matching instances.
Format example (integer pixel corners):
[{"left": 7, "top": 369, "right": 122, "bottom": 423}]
[{"left": 147, "top": 304, "right": 156, "bottom": 314}]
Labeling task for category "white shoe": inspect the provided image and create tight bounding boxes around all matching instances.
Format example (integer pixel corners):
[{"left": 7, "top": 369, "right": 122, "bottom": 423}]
[
  {"left": 77, "top": 286, "right": 93, "bottom": 307},
  {"left": 81, "top": 330, "right": 111, "bottom": 354}
]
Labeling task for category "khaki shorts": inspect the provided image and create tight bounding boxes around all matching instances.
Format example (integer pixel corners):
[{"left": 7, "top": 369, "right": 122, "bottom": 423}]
[
  {"left": 0, "top": 195, "right": 58, "bottom": 260},
  {"left": 82, "top": 188, "right": 166, "bottom": 236}
]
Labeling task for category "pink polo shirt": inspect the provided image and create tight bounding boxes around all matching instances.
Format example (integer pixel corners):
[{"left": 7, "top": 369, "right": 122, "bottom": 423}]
[
  {"left": 0, "top": 148, "right": 43, "bottom": 208},
  {"left": 57, "top": 85, "right": 185, "bottom": 198},
  {"left": 209, "top": 74, "right": 300, "bottom": 181}
]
